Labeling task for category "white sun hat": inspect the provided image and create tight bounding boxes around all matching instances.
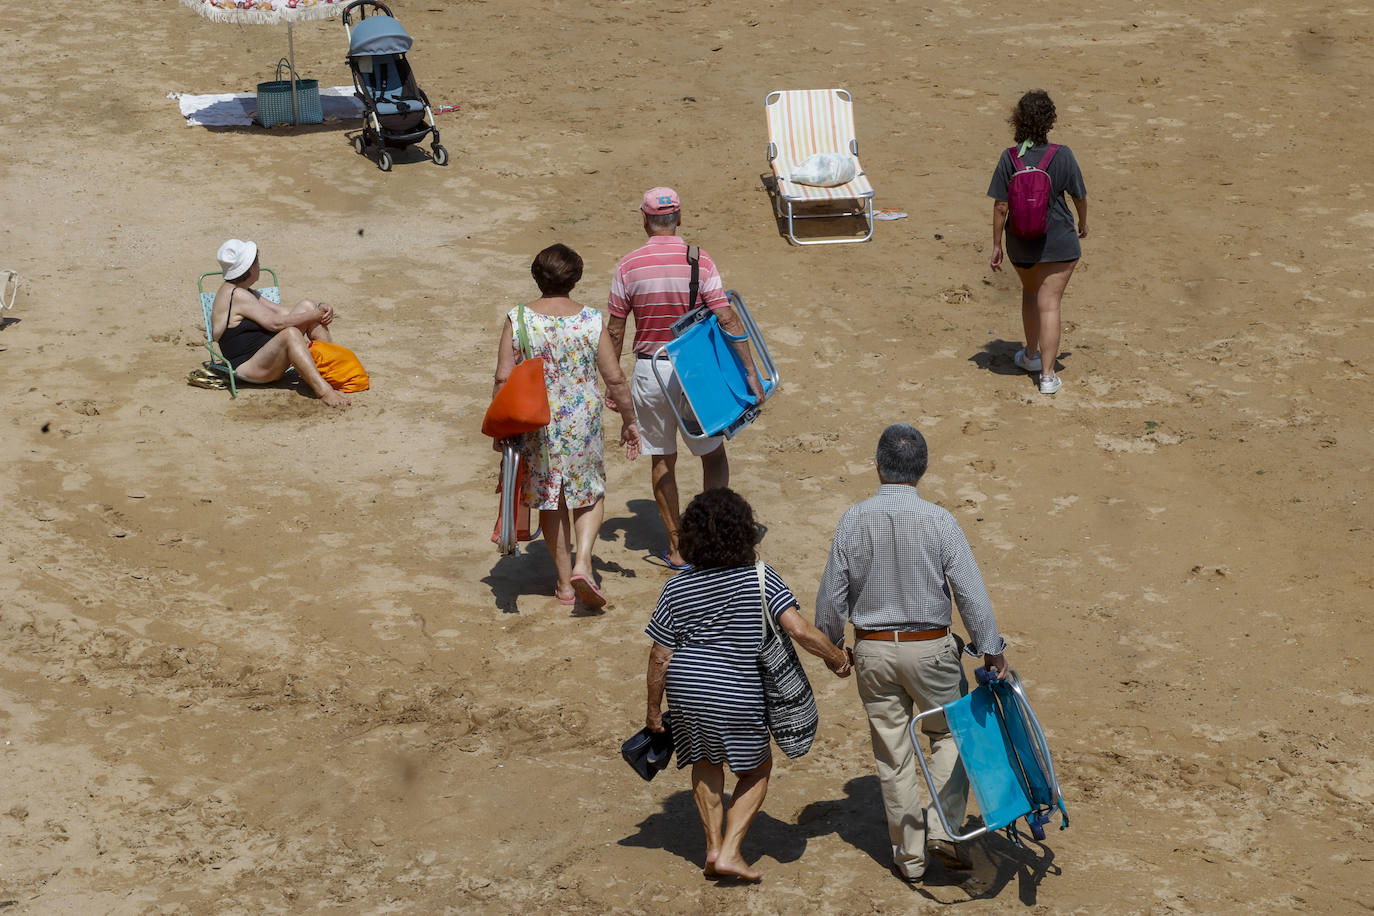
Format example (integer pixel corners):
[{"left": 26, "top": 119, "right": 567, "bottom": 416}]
[{"left": 216, "top": 239, "right": 258, "bottom": 281}]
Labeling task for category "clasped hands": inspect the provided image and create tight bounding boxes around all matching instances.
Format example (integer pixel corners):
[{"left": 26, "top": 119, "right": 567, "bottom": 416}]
[{"left": 826, "top": 647, "right": 855, "bottom": 679}]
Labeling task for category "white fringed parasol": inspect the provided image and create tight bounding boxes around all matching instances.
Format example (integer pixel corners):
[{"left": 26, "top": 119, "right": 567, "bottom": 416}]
[{"left": 179, "top": 0, "right": 348, "bottom": 125}]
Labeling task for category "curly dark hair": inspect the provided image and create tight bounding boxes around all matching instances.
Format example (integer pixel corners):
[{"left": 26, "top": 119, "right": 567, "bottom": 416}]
[
  {"left": 678, "top": 488, "right": 760, "bottom": 569},
  {"left": 1009, "top": 90, "right": 1057, "bottom": 146},
  {"left": 531, "top": 243, "right": 583, "bottom": 297}
]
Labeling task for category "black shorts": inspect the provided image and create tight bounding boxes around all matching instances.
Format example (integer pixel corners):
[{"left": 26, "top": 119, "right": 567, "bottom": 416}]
[{"left": 1012, "top": 258, "right": 1078, "bottom": 271}]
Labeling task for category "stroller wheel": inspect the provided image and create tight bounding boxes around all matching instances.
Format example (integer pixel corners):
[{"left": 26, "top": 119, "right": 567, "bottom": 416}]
[
  {"left": 433, "top": 144, "right": 449, "bottom": 167},
  {"left": 352, "top": 134, "right": 365, "bottom": 155},
  {"left": 377, "top": 149, "right": 393, "bottom": 172}
]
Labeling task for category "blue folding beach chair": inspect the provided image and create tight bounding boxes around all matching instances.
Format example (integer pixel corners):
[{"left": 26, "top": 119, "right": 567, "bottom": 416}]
[
  {"left": 649, "top": 291, "right": 780, "bottom": 441},
  {"left": 197, "top": 268, "right": 280, "bottom": 399},
  {"left": 910, "top": 669, "right": 1069, "bottom": 845}
]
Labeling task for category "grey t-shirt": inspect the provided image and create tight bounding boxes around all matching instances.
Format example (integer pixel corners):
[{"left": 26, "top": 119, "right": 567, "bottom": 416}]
[{"left": 987, "top": 143, "right": 1087, "bottom": 265}]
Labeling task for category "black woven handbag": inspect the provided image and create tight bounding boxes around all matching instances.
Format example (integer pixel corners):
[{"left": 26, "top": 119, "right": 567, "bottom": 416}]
[{"left": 755, "top": 562, "right": 818, "bottom": 758}]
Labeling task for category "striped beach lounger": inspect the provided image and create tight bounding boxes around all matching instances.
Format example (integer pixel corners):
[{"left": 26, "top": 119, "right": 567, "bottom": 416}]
[{"left": 765, "top": 88, "right": 876, "bottom": 245}]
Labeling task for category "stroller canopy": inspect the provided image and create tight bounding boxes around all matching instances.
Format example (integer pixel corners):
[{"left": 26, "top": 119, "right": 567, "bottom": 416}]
[{"left": 348, "top": 15, "right": 413, "bottom": 57}]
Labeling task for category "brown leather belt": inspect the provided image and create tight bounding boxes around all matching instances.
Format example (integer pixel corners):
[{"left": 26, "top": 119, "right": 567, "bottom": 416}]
[{"left": 854, "top": 626, "right": 949, "bottom": 642}]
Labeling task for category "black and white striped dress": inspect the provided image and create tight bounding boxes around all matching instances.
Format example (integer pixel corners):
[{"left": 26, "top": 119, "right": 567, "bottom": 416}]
[{"left": 645, "top": 563, "right": 799, "bottom": 772}]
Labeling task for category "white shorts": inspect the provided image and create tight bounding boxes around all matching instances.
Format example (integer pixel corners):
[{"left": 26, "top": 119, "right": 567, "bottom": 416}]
[{"left": 630, "top": 357, "right": 724, "bottom": 457}]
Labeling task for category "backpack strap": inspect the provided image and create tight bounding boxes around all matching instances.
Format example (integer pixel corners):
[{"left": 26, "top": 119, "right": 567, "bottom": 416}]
[
  {"left": 686, "top": 244, "right": 700, "bottom": 309},
  {"left": 1010, "top": 144, "right": 1059, "bottom": 172}
]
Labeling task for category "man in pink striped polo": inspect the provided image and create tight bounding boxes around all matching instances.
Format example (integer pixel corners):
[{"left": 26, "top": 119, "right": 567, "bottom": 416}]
[{"left": 607, "top": 187, "right": 763, "bottom": 570}]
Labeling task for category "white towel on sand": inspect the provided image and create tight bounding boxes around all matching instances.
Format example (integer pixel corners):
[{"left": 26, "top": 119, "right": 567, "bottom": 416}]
[{"left": 169, "top": 87, "right": 364, "bottom": 127}]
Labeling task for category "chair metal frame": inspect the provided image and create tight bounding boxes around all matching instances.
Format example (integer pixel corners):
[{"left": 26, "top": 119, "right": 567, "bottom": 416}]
[
  {"left": 197, "top": 268, "right": 279, "bottom": 399},
  {"left": 909, "top": 669, "right": 1069, "bottom": 844},
  {"left": 495, "top": 441, "right": 534, "bottom": 556},
  {"left": 649, "top": 291, "right": 780, "bottom": 441}
]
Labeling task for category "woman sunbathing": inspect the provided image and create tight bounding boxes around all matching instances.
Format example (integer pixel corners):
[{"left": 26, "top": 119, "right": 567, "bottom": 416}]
[{"left": 210, "top": 238, "right": 350, "bottom": 408}]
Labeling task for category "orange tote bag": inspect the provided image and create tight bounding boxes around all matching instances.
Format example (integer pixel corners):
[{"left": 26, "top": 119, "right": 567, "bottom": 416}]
[{"left": 482, "top": 305, "right": 550, "bottom": 438}]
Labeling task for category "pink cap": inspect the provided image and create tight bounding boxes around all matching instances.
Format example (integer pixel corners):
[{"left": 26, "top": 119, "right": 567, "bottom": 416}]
[{"left": 640, "top": 187, "right": 681, "bottom": 215}]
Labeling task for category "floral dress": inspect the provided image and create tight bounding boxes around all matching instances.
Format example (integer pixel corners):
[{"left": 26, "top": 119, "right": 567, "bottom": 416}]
[{"left": 510, "top": 305, "right": 606, "bottom": 510}]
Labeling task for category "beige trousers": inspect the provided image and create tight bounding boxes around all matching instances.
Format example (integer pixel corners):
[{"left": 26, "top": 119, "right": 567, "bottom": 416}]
[{"left": 854, "top": 633, "right": 970, "bottom": 879}]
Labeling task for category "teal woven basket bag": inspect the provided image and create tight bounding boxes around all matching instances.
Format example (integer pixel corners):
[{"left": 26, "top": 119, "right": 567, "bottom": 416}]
[{"left": 256, "top": 58, "right": 323, "bottom": 127}]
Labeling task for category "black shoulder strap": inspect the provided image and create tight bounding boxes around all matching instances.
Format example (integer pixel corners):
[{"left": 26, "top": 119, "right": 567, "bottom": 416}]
[{"left": 687, "top": 244, "right": 700, "bottom": 309}]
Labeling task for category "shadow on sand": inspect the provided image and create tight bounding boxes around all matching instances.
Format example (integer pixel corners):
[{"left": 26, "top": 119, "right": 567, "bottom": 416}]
[
  {"left": 758, "top": 173, "right": 871, "bottom": 246},
  {"left": 482, "top": 501, "right": 646, "bottom": 615},
  {"left": 968, "top": 338, "right": 1069, "bottom": 380},
  {"left": 621, "top": 774, "right": 1060, "bottom": 901}
]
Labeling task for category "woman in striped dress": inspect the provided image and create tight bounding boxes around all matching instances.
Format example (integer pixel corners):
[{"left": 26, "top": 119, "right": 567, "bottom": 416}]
[{"left": 644, "top": 488, "right": 852, "bottom": 881}]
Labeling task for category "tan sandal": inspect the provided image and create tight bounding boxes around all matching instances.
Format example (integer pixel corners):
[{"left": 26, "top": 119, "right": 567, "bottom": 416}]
[{"left": 186, "top": 367, "right": 227, "bottom": 390}]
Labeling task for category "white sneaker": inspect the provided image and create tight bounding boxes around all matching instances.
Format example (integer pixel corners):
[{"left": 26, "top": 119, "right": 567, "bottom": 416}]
[
  {"left": 1039, "top": 374, "right": 1062, "bottom": 394},
  {"left": 1014, "top": 348, "right": 1042, "bottom": 372}
]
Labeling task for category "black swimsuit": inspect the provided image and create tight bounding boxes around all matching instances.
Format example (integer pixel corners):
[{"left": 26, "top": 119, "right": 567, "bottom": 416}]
[{"left": 218, "top": 291, "right": 276, "bottom": 369}]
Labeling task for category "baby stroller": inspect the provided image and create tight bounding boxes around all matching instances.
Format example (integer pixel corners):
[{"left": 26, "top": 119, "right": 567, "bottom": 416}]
[{"left": 342, "top": 0, "right": 448, "bottom": 171}]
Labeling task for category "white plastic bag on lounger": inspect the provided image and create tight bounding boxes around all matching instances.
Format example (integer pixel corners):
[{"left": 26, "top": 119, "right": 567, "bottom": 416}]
[{"left": 788, "top": 153, "right": 857, "bottom": 187}]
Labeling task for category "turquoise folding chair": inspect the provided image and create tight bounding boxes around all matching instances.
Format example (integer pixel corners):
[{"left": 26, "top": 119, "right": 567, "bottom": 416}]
[
  {"left": 910, "top": 669, "right": 1069, "bottom": 845},
  {"left": 649, "top": 291, "right": 780, "bottom": 441},
  {"left": 196, "top": 269, "right": 280, "bottom": 398}
]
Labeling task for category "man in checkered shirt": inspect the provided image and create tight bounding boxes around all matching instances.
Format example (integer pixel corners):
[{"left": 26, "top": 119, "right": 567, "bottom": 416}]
[{"left": 815, "top": 423, "right": 1010, "bottom": 883}]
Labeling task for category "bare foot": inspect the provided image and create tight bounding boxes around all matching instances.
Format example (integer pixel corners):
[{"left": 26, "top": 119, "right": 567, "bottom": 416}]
[
  {"left": 320, "top": 389, "right": 350, "bottom": 407},
  {"left": 709, "top": 853, "right": 761, "bottom": 882},
  {"left": 703, "top": 852, "right": 719, "bottom": 877}
]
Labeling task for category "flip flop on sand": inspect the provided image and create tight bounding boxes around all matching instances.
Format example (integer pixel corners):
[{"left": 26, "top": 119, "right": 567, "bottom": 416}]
[
  {"left": 556, "top": 591, "right": 576, "bottom": 606},
  {"left": 569, "top": 574, "right": 606, "bottom": 609},
  {"left": 655, "top": 550, "right": 694, "bottom": 571},
  {"left": 186, "top": 367, "right": 227, "bottom": 390}
]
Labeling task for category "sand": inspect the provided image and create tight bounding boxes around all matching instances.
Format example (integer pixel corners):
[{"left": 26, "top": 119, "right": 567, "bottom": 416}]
[{"left": 2, "top": 0, "right": 1372, "bottom": 912}]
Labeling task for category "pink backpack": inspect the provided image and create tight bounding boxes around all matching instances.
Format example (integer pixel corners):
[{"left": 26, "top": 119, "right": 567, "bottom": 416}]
[{"left": 1006, "top": 144, "right": 1059, "bottom": 238}]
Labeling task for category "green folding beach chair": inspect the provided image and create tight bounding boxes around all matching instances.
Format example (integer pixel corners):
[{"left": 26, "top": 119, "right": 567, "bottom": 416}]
[{"left": 196, "top": 268, "right": 279, "bottom": 398}]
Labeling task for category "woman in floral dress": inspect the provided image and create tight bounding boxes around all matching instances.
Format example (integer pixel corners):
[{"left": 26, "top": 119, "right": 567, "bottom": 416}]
[{"left": 492, "top": 244, "right": 641, "bottom": 608}]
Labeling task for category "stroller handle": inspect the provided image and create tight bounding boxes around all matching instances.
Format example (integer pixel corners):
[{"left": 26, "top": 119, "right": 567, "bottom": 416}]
[{"left": 342, "top": 0, "right": 394, "bottom": 28}]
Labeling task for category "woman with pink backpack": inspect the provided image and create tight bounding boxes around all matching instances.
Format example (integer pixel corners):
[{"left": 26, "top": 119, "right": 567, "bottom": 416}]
[{"left": 987, "top": 90, "right": 1089, "bottom": 395}]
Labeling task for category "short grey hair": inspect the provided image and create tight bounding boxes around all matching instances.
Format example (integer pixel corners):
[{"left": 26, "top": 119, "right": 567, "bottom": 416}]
[
  {"left": 645, "top": 211, "right": 680, "bottom": 232},
  {"left": 875, "top": 423, "right": 928, "bottom": 484}
]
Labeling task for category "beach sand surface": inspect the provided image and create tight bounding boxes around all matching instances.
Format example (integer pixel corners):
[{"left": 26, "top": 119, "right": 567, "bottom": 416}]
[{"left": 1, "top": 1, "right": 1372, "bottom": 912}]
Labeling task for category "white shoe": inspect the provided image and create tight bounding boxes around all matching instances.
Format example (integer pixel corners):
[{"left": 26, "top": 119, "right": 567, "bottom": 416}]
[
  {"left": 1039, "top": 374, "right": 1062, "bottom": 394},
  {"left": 1014, "top": 348, "right": 1042, "bottom": 372}
]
